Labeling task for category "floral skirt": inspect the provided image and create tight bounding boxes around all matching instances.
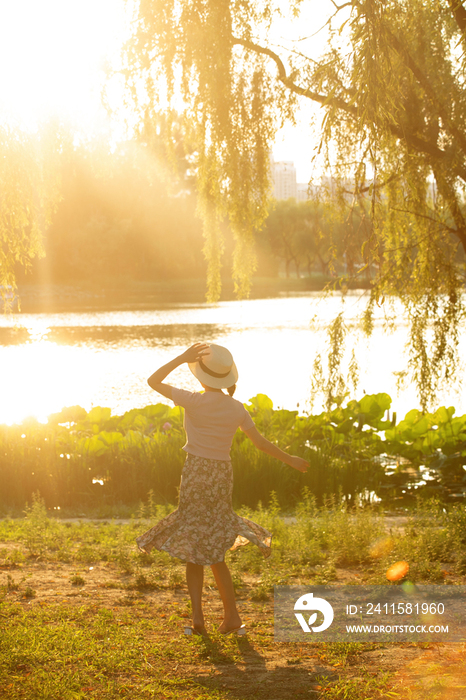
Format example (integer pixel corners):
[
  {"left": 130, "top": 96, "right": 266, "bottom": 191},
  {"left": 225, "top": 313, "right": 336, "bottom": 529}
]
[{"left": 135, "top": 453, "right": 272, "bottom": 565}]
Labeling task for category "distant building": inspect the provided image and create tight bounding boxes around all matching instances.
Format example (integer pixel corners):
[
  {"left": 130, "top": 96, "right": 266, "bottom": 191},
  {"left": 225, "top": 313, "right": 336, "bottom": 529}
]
[
  {"left": 271, "top": 159, "right": 437, "bottom": 203},
  {"left": 297, "top": 182, "right": 319, "bottom": 201},
  {"left": 426, "top": 179, "right": 438, "bottom": 203},
  {"left": 271, "top": 159, "right": 297, "bottom": 200}
]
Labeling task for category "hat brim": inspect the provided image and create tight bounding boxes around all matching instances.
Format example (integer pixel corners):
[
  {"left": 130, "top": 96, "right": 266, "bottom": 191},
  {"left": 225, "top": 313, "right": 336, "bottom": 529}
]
[{"left": 188, "top": 360, "right": 238, "bottom": 389}]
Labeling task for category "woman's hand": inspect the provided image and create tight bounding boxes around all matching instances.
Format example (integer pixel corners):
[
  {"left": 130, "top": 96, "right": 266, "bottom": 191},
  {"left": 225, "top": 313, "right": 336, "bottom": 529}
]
[
  {"left": 180, "top": 342, "right": 210, "bottom": 364},
  {"left": 148, "top": 343, "right": 208, "bottom": 398},
  {"left": 243, "top": 427, "right": 311, "bottom": 473},
  {"left": 289, "top": 456, "right": 310, "bottom": 473}
]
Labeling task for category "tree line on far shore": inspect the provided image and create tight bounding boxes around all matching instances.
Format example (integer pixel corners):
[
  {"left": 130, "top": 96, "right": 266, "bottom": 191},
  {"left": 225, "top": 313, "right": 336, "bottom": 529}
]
[{"left": 14, "top": 141, "right": 386, "bottom": 289}]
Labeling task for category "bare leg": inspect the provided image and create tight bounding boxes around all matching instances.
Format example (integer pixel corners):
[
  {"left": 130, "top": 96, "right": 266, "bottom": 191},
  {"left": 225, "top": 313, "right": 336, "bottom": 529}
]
[
  {"left": 186, "top": 562, "right": 207, "bottom": 635},
  {"left": 210, "top": 561, "right": 242, "bottom": 633}
]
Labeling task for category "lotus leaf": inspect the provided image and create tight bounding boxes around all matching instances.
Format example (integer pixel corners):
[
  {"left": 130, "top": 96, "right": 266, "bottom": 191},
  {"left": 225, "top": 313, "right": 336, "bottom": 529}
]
[
  {"left": 328, "top": 406, "right": 347, "bottom": 424},
  {"left": 117, "top": 408, "right": 144, "bottom": 430},
  {"left": 358, "top": 393, "right": 391, "bottom": 419},
  {"left": 247, "top": 394, "right": 274, "bottom": 412},
  {"left": 433, "top": 406, "right": 455, "bottom": 425},
  {"left": 119, "top": 430, "right": 150, "bottom": 450},
  {"left": 131, "top": 415, "right": 150, "bottom": 431},
  {"left": 270, "top": 409, "right": 299, "bottom": 429},
  {"left": 411, "top": 416, "right": 431, "bottom": 437},
  {"left": 402, "top": 409, "right": 424, "bottom": 425},
  {"left": 97, "top": 431, "right": 124, "bottom": 447},
  {"left": 47, "top": 405, "right": 87, "bottom": 425},
  {"left": 372, "top": 419, "right": 393, "bottom": 431},
  {"left": 142, "top": 404, "right": 171, "bottom": 420},
  {"left": 78, "top": 435, "right": 107, "bottom": 457},
  {"left": 384, "top": 425, "right": 407, "bottom": 442},
  {"left": 6, "top": 391, "right": 466, "bottom": 508},
  {"left": 87, "top": 407, "right": 112, "bottom": 425},
  {"left": 422, "top": 432, "right": 442, "bottom": 451},
  {"left": 335, "top": 419, "right": 354, "bottom": 434},
  {"left": 167, "top": 406, "right": 184, "bottom": 423},
  {"left": 329, "top": 430, "right": 346, "bottom": 446},
  {"left": 439, "top": 419, "right": 464, "bottom": 440}
]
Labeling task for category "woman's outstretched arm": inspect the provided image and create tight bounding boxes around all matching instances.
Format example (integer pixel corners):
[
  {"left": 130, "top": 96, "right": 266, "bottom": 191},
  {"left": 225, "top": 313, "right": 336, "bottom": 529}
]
[
  {"left": 147, "top": 343, "right": 209, "bottom": 399},
  {"left": 243, "top": 425, "right": 309, "bottom": 473}
]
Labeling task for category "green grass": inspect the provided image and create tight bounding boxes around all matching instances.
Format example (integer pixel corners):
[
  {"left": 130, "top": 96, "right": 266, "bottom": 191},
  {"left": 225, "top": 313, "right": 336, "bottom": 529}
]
[
  {"left": 318, "top": 670, "right": 398, "bottom": 699},
  {"left": 0, "top": 595, "right": 399, "bottom": 700},
  {"left": 0, "top": 598, "right": 236, "bottom": 699},
  {"left": 1, "top": 494, "right": 466, "bottom": 586},
  {"left": 1, "top": 496, "right": 465, "bottom": 699}
]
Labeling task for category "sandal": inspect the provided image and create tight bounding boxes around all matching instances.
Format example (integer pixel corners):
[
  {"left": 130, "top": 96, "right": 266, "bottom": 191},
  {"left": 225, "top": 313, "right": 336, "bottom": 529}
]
[
  {"left": 221, "top": 624, "right": 246, "bottom": 636},
  {"left": 184, "top": 626, "right": 208, "bottom": 637}
]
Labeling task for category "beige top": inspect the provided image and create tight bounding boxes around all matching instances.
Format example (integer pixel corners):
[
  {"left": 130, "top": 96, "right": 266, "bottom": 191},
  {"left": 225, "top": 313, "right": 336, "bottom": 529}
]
[{"left": 172, "top": 387, "right": 255, "bottom": 461}]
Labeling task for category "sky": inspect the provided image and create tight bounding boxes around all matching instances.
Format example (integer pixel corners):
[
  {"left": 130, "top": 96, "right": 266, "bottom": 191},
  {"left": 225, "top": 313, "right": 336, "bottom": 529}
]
[
  {"left": 0, "top": 0, "right": 129, "bottom": 135},
  {"left": 0, "top": 0, "right": 341, "bottom": 182},
  {"left": 266, "top": 0, "right": 342, "bottom": 182}
]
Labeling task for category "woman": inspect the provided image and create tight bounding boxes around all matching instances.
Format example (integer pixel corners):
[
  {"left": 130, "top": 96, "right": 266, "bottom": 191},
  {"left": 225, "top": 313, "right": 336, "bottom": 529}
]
[{"left": 136, "top": 342, "right": 309, "bottom": 636}]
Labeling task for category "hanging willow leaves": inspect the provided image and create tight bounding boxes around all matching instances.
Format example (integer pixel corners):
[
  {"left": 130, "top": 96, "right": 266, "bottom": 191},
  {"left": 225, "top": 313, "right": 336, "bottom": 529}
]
[
  {"left": 123, "top": 0, "right": 283, "bottom": 299},
  {"left": 0, "top": 123, "right": 62, "bottom": 298},
  {"left": 123, "top": 0, "right": 466, "bottom": 408}
]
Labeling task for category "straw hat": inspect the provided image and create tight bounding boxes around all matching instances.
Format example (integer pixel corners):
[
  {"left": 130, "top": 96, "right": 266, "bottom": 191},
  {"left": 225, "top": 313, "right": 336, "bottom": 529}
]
[{"left": 188, "top": 344, "right": 238, "bottom": 389}]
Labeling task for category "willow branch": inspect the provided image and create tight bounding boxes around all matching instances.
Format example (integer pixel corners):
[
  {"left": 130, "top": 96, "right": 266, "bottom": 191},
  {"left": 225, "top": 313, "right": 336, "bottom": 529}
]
[
  {"left": 329, "top": 0, "right": 353, "bottom": 9},
  {"left": 231, "top": 36, "right": 358, "bottom": 112},
  {"left": 389, "top": 208, "right": 459, "bottom": 235},
  {"left": 432, "top": 165, "right": 466, "bottom": 252},
  {"left": 232, "top": 36, "right": 466, "bottom": 185},
  {"left": 447, "top": 0, "right": 466, "bottom": 43},
  {"left": 386, "top": 28, "right": 466, "bottom": 155},
  {"left": 342, "top": 172, "right": 400, "bottom": 196}
]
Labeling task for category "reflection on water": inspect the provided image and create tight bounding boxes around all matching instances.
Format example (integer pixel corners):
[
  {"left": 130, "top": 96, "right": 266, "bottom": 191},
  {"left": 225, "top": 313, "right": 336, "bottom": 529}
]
[
  {"left": 0, "top": 293, "right": 464, "bottom": 424},
  {"left": 0, "top": 323, "right": 227, "bottom": 348}
]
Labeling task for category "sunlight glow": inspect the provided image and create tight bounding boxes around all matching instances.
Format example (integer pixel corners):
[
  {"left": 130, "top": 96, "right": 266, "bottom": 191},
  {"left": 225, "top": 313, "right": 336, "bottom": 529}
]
[
  {"left": 0, "top": 339, "right": 122, "bottom": 425},
  {"left": 0, "top": 0, "right": 340, "bottom": 180},
  {"left": 0, "top": 0, "right": 128, "bottom": 130}
]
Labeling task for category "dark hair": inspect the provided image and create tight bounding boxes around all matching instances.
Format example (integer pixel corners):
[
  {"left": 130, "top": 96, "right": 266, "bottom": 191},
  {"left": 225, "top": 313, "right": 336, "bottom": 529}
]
[{"left": 227, "top": 384, "right": 236, "bottom": 397}]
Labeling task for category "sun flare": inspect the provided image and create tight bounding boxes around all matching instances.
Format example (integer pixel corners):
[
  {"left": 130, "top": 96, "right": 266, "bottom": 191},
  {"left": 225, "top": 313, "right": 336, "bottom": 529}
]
[{"left": 0, "top": 0, "right": 128, "bottom": 130}]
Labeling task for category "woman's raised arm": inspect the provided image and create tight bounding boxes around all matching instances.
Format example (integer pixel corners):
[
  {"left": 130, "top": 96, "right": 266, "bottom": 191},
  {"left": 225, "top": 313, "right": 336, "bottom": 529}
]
[
  {"left": 147, "top": 343, "right": 209, "bottom": 399},
  {"left": 243, "top": 425, "right": 309, "bottom": 473}
]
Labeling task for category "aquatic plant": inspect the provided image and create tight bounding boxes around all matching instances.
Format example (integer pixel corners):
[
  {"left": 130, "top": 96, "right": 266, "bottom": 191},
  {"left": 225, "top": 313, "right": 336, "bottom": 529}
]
[{"left": 1, "top": 393, "right": 466, "bottom": 510}]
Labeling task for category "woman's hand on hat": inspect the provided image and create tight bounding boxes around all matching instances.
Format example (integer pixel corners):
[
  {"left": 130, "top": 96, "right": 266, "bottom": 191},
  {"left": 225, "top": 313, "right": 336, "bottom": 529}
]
[
  {"left": 289, "top": 456, "right": 309, "bottom": 473},
  {"left": 180, "top": 342, "right": 210, "bottom": 364}
]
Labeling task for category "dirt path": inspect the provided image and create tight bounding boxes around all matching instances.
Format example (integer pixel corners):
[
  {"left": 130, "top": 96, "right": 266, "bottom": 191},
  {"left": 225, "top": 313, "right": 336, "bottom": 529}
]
[
  {"left": 391, "top": 644, "right": 466, "bottom": 699},
  {"left": 2, "top": 554, "right": 464, "bottom": 699}
]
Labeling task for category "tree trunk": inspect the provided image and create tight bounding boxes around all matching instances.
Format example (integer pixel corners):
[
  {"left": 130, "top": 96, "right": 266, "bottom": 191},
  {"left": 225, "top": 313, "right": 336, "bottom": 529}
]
[{"left": 316, "top": 252, "right": 328, "bottom": 275}]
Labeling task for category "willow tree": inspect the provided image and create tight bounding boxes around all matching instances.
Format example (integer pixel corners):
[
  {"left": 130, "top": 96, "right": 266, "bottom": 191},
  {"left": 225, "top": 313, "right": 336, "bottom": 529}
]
[
  {"left": 123, "top": 0, "right": 466, "bottom": 408},
  {"left": 0, "top": 123, "right": 62, "bottom": 298}
]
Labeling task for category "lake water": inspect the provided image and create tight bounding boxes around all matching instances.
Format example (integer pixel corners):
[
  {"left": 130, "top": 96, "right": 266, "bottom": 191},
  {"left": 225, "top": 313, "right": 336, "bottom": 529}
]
[{"left": 1, "top": 292, "right": 465, "bottom": 424}]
